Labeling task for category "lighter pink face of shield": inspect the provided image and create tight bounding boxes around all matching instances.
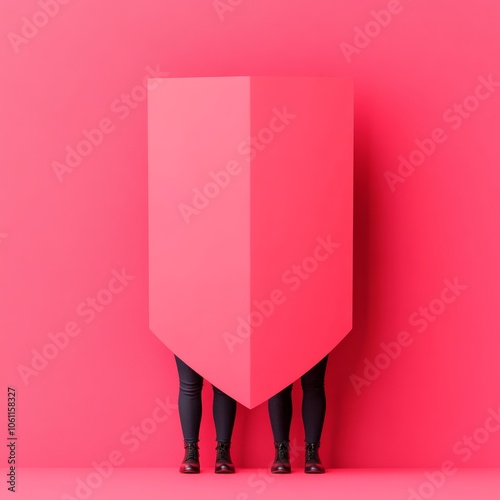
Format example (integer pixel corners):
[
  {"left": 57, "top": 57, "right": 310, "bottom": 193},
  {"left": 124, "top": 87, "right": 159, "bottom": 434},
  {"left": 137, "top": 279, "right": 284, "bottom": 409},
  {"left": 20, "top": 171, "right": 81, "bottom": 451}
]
[{"left": 148, "top": 76, "right": 352, "bottom": 409}]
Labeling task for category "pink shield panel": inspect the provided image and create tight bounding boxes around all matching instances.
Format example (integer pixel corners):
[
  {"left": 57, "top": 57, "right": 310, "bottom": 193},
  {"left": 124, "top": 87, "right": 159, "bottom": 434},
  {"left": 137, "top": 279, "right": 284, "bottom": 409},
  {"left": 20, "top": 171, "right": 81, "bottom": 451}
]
[{"left": 148, "top": 76, "right": 352, "bottom": 409}]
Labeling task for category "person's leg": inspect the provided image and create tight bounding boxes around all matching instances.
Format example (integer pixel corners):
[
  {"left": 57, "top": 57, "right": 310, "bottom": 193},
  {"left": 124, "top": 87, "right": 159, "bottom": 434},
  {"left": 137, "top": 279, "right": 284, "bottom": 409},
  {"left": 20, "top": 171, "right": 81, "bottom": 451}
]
[
  {"left": 175, "top": 355, "right": 203, "bottom": 442},
  {"left": 212, "top": 385, "right": 237, "bottom": 442},
  {"left": 212, "top": 385, "right": 237, "bottom": 473},
  {"left": 267, "top": 384, "right": 293, "bottom": 473},
  {"left": 301, "top": 355, "right": 328, "bottom": 442},
  {"left": 175, "top": 355, "right": 203, "bottom": 473},
  {"left": 268, "top": 384, "right": 293, "bottom": 442},
  {"left": 300, "top": 354, "right": 329, "bottom": 473}
]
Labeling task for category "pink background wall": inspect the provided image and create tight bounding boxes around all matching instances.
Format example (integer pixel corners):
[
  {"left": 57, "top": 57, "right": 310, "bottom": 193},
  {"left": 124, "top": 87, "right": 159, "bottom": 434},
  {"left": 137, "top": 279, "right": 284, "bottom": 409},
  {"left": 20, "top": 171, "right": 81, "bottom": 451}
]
[{"left": 1, "top": 0, "right": 499, "bottom": 469}]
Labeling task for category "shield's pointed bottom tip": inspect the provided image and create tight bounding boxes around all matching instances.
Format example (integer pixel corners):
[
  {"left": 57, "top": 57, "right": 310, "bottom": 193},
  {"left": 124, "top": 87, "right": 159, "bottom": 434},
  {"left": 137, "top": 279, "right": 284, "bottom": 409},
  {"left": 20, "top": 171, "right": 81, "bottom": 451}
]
[{"left": 238, "top": 395, "right": 267, "bottom": 410}]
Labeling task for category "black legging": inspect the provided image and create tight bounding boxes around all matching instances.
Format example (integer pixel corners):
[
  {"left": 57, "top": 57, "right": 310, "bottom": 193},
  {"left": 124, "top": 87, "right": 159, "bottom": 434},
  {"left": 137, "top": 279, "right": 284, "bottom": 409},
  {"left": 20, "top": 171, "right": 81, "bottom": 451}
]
[
  {"left": 268, "top": 355, "right": 328, "bottom": 443},
  {"left": 174, "top": 355, "right": 237, "bottom": 443}
]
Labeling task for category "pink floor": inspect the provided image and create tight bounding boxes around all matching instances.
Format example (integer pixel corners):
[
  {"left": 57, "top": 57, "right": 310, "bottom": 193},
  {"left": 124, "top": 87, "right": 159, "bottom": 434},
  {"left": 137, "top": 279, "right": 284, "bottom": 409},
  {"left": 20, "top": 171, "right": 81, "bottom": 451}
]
[{"left": 11, "top": 468, "right": 500, "bottom": 500}]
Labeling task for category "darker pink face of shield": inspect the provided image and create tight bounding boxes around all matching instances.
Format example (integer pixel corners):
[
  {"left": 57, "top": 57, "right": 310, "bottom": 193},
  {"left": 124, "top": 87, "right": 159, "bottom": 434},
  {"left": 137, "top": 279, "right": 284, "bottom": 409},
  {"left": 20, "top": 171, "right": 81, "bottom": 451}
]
[{"left": 148, "top": 76, "right": 353, "bottom": 409}]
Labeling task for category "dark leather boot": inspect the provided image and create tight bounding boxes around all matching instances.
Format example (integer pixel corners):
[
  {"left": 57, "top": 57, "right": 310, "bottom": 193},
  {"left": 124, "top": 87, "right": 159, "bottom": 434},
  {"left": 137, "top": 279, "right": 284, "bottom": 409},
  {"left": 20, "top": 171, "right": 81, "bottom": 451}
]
[
  {"left": 271, "top": 441, "right": 291, "bottom": 473},
  {"left": 215, "top": 441, "right": 235, "bottom": 473},
  {"left": 304, "top": 442, "right": 325, "bottom": 473},
  {"left": 179, "top": 442, "right": 200, "bottom": 473}
]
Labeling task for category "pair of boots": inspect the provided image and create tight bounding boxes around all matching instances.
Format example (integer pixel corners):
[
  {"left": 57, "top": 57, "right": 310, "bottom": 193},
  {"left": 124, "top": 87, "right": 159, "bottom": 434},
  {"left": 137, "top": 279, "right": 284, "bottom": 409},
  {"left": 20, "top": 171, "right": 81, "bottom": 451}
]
[
  {"left": 271, "top": 440, "right": 325, "bottom": 474},
  {"left": 179, "top": 441, "right": 234, "bottom": 474}
]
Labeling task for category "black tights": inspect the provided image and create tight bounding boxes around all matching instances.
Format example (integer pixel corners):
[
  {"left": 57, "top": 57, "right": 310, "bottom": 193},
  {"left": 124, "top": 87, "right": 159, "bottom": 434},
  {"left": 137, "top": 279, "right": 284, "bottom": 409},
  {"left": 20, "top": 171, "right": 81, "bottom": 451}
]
[
  {"left": 174, "top": 355, "right": 237, "bottom": 443},
  {"left": 268, "top": 355, "right": 328, "bottom": 443}
]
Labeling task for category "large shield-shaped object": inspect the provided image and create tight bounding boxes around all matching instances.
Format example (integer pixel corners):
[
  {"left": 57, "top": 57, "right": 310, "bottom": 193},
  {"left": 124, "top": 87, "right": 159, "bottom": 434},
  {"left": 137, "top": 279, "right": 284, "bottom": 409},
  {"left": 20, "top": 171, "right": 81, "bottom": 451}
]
[{"left": 148, "top": 76, "right": 352, "bottom": 409}]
